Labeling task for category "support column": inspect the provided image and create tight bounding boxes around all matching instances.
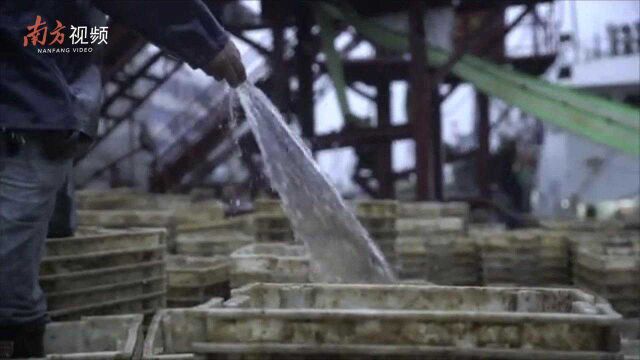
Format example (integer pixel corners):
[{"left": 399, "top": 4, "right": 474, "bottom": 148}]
[
  {"left": 473, "top": 6, "right": 504, "bottom": 199},
  {"left": 375, "top": 77, "right": 394, "bottom": 198},
  {"left": 476, "top": 92, "right": 490, "bottom": 198},
  {"left": 432, "top": 88, "right": 444, "bottom": 200},
  {"left": 295, "top": 3, "right": 315, "bottom": 138},
  {"left": 271, "top": 3, "right": 288, "bottom": 113},
  {"left": 409, "top": 0, "right": 436, "bottom": 200}
]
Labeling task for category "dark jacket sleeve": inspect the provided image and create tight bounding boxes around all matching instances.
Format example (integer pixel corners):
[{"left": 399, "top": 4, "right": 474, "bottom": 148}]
[{"left": 92, "top": 0, "right": 229, "bottom": 69}]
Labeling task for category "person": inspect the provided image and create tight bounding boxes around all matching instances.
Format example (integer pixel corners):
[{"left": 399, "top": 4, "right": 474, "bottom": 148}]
[{"left": 0, "top": 1, "right": 246, "bottom": 357}]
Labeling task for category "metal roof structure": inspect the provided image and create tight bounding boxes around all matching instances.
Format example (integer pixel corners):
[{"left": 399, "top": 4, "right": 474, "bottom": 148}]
[{"left": 77, "top": 0, "right": 639, "bottom": 204}]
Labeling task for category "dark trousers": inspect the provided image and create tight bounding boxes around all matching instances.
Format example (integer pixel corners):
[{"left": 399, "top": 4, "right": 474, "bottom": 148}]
[
  {"left": 0, "top": 135, "right": 71, "bottom": 326},
  {"left": 47, "top": 176, "right": 76, "bottom": 239}
]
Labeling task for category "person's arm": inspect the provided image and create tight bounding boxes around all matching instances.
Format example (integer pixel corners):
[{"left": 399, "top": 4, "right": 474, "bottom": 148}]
[{"left": 93, "top": 0, "right": 246, "bottom": 87}]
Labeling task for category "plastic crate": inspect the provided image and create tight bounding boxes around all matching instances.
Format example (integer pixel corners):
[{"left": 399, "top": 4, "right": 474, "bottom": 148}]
[
  {"left": 76, "top": 188, "right": 148, "bottom": 210},
  {"left": 175, "top": 231, "right": 253, "bottom": 257},
  {"left": 479, "top": 230, "right": 571, "bottom": 286},
  {"left": 40, "top": 314, "right": 143, "bottom": 360},
  {"left": 144, "top": 283, "right": 623, "bottom": 359},
  {"left": 41, "top": 228, "right": 167, "bottom": 320},
  {"left": 396, "top": 217, "right": 466, "bottom": 236},
  {"left": 398, "top": 201, "right": 469, "bottom": 219},
  {"left": 573, "top": 237, "right": 640, "bottom": 317},
  {"left": 167, "top": 255, "right": 230, "bottom": 307},
  {"left": 396, "top": 234, "right": 480, "bottom": 285},
  {"left": 350, "top": 200, "right": 398, "bottom": 217},
  {"left": 230, "top": 244, "right": 310, "bottom": 288}
]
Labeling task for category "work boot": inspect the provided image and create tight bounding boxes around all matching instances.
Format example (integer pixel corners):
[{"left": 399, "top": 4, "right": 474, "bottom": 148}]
[
  {"left": 0, "top": 326, "right": 15, "bottom": 359},
  {"left": 0, "top": 340, "right": 13, "bottom": 359},
  {"left": 0, "top": 322, "right": 45, "bottom": 358},
  {"left": 14, "top": 322, "right": 44, "bottom": 358}
]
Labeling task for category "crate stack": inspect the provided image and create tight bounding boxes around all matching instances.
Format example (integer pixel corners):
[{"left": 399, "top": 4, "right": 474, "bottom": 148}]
[
  {"left": 253, "top": 198, "right": 295, "bottom": 242},
  {"left": 43, "top": 315, "right": 143, "bottom": 360},
  {"left": 149, "top": 194, "right": 226, "bottom": 226},
  {"left": 77, "top": 191, "right": 226, "bottom": 224},
  {"left": 229, "top": 243, "right": 311, "bottom": 288},
  {"left": 479, "top": 230, "right": 570, "bottom": 286},
  {"left": 75, "top": 188, "right": 147, "bottom": 210},
  {"left": 77, "top": 193, "right": 227, "bottom": 253},
  {"left": 620, "top": 318, "right": 640, "bottom": 360},
  {"left": 352, "top": 200, "right": 399, "bottom": 267},
  {"left": 537, "top": 230, "right": 572, "bottom": 284},
  {"left": 398, "top": 201, "right": 470, "bottom": 223},
  {"left": 395, "top": 201, "right": 469, "bottom": 282},
  {"left": 572, "top": 232, "right": 640, "bottom": 317},
  {"left": 41, "top": 228, "right": 167, "bottom": 321},
  {"left": 397, "top": 234, "right": 479, "bottom": 285},
  {"left": 541, "top": 219, "right": 629, "bottom": 233},
  {"left": 174, "top": 216, "right": 254, "bottom": 257},
  {"left": 77, "top": 209, "right": 178, "bottom": 252},
  {"left": 166, "top": 255, "right": 231, "bottom": 307},
  {"left": 395, "top": 217, "right": 475, "bottom": 284}
]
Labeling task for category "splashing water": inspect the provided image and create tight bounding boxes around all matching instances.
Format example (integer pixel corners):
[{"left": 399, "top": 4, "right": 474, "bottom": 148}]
[{"left": 233, "top": 83, "right": 395, "bottom": 283}]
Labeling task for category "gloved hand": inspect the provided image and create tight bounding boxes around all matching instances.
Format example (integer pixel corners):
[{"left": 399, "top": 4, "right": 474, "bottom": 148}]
[{"left": 205, "top": 40, "right": 247, "bottom": 88}]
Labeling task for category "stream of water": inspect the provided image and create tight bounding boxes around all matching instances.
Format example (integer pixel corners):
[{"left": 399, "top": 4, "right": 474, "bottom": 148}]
[{"left": 233, "top": 83, "right": 395, "bottom": 283}]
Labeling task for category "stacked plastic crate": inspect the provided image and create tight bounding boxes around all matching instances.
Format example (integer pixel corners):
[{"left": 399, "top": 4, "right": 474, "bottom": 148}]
[
  {"left": 229, "top": 243, "right": 311, "bottom": 288},
  {"left": 253, "top": 198, "right": 295, "bottom": 242},
  {"left": 537, "top": 230, "right": 573, "bottom": 285},
  {"left": 479, "top": 230, "right": 571, "bottom": 286},
  {"left": 149, "top": 194, "right": 226, "bottom": 226},
  {"left": 166, "top": 255, "right": 230, "bottom": 307},
  {"left": 395, "top": 202, "right": 474, "bottom": 284},
  {"left": 620, "top": 318, "right": 640, "bottom": 360},
  {"left": 174, "top": 216, "right": 254, "bottom": 257},
  {"left": 352, "top": 200, "right": 399, "bottom": 268},
  {"left": 396, "top": 218, "right": 473, "bottom": 284},
  {"left": 41, "top": 228, "right": 166, "bottom": 321},
  {"left": 75, "top": 187, "right": 145, "bottom": 210},
  {"left": 76, "top": 192, "right": 226, "bottom": 253},
  {"left": 254, "top": 199, "right": 399, "bottom": 259},
  {"left": 572, "top": 232, "right": 639, "bottom": 317},
  {"left": 76, "top": 191, "right": 226, "bottom": 223},
  {"left": 42, "top": 315, "right": 143, "bottom": 360},
  {"left": 398, "top": 234, "right": 479, "bottom": 285},
  {"left": 403, "top": 201, "right": 470, "bottom": 219}
]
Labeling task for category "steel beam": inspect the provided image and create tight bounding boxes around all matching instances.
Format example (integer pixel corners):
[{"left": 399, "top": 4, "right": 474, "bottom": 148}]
[
  {"left": 271, "top": 3, "right": 288, "bottom": 112},
  {"left": 229, "top": 29, "right": 271, "bottom": 57},
  {"left": 312, "top": 53, "right": 549, "bottom": 86},
  {"left": 295, "top": 3, "right": 315, "bottom": 138},
  {"left": 311, "top": 125, "right": 411, "bottom": 150},
  {"left": 432, "top": 11, "right": 503, "bottom": 83},
  {"left": 342, "top": 58, "right": 452, "bottom": 84},
  {"left": 149, "top": 105, "right": 230, "bottom": 192},
  {"left": 439, "top": 6, "right": 533, "bottom": 101},
  {"left": 438, "top": 6, "right": 530, "bottom": 79},
  {"left": 78, "top": 147, "right": 144, "bottom": 188},
  {"left": 344, "top": 0, "right": 551, "bottom": 16},
  {"left": 409, "top": 0, "right": 436, "bottom": 200},
  {"left": 375, "top": 76, "right": 394, "bottom": 198},
  {"left": 432, "top": 88, "right": 444, "bottom": 200},
  {"left": 78, "top": 53, "right": 182, "bottom": 163},
  {"left": 476, "top": 91, "right": 491, "bottom": 198}
]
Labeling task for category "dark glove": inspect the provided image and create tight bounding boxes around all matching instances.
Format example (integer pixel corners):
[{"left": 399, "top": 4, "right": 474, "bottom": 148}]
[{"left": 204, "top": 40, "right": 247, "bottom": 88}]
